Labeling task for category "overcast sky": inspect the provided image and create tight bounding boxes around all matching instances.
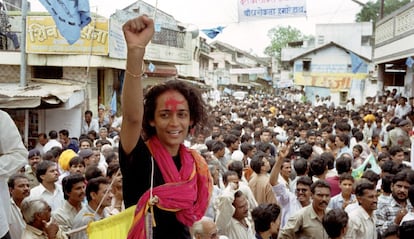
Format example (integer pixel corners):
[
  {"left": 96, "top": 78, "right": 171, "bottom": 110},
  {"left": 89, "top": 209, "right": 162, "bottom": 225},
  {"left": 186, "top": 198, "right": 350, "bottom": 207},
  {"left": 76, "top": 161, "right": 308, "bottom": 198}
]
[{"left": 29, "top": 0, "right": 369, "bottom": 56}]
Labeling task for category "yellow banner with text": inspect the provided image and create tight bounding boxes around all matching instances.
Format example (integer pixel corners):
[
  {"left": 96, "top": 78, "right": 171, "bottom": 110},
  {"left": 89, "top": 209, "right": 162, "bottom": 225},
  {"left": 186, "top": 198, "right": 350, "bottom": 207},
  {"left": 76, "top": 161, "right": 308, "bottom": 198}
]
[
  {"left": 26, "top": 16, "right": 108, "bottom": 55},
  {"left": 294, "top": 73, "right": 367, "bottom": 92}
]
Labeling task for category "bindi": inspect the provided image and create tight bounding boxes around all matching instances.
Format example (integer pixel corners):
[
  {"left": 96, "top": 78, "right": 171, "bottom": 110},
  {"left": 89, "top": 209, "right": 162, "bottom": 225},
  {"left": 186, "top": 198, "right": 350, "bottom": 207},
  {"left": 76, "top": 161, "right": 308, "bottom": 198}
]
[{"left": 165, "top": 96, "right": 185, "bottom": 113}]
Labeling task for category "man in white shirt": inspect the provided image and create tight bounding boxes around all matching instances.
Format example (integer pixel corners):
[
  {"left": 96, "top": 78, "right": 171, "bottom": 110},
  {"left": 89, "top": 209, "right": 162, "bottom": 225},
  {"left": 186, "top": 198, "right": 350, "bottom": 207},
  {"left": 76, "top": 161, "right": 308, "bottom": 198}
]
[
  {"left": 344, "top": 179, "right": 378, "bottom": 239},
  {"left": 8, "top": 174, "right": 30, "bottom": 239},
  {"left": 29, "top": 160, "right": 64, "bottom": 212},
  {"left": 0, "top": 110, "right": 28, "bottom": 239},
  {"left": 313, "top": 95, "right": 323, "bottom": 107},
  {"left": 94, "top": 127, "right": 114, "bottom": 147},
  {"left": 34, "top": 133, "right": 48, "bottom": 156},
  {"left": 346, "top": 98, "right": 358, "bottom": 112},
  {"left": 269, "top": 149, "right": 312, "bottom": 228},
  {"left": 81, "top": 110, "right": 100, "bottom": 135},
  {"left": 394, "top": 97, "right": 411, "bottom": 119},
  {"left": 43, "top": 130, "right": 62, "bottom": 153},
  {"left": 53, "top": 174, "right": 86, "bottom": 234},
  {"left": 215, "top": 185, "right": 255, "bottom": 239},
  {"left": 109, "top": 115, "right": 122, "bottom": 138}
]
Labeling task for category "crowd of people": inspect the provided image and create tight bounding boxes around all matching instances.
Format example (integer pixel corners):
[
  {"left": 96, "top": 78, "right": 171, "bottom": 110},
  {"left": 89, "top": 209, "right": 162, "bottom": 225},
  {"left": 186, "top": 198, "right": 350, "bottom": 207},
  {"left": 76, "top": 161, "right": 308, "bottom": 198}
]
[{"left": 1, "top": 15, "right": 414, "bottom": 239}]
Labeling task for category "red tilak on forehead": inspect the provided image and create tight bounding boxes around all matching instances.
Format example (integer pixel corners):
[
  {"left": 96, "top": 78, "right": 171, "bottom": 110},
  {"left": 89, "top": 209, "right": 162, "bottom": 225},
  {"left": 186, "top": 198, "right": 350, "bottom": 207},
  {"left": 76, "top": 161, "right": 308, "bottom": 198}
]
[{"left": 165, "top": 96, "right": 185, "bottom": 112}]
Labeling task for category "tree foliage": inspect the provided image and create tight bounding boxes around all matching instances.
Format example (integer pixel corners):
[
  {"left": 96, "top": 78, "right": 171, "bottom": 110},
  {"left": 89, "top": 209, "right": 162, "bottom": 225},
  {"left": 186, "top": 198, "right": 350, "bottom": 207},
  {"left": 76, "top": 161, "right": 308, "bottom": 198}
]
[
  {"left": 264, "top": 26, "right": 305, "bottom": 61},
  {"left": 356, "top": 0, "right": 410, "bottom": 23}
]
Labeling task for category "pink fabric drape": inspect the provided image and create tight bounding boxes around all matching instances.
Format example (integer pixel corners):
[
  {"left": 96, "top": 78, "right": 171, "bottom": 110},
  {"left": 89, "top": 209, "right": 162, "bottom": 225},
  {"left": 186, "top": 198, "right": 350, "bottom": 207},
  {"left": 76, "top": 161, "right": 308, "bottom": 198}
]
[{"left": 127, "top": 136, "right": 212, "bottom": 239}]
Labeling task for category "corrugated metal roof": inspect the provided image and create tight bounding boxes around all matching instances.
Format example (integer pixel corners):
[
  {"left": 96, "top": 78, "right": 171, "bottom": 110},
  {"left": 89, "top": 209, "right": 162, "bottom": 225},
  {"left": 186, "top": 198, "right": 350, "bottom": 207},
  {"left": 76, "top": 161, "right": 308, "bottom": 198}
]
[{"left": 0, "top": 81, "right": 84, "bottom": 108}]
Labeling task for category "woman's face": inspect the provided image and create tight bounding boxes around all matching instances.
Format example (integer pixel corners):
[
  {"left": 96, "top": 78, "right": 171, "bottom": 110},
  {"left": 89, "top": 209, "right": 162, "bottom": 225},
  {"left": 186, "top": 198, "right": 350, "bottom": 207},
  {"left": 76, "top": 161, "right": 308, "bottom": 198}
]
[{"left": 150, "top": 90, "right": 192, "bottom": 155}]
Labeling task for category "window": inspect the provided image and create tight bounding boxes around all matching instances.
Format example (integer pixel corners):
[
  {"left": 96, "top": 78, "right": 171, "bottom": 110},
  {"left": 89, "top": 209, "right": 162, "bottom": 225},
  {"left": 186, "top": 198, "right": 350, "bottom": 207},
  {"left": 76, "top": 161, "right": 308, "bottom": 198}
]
[
  {"left": 317, "top": 35, "right": 324, "bottom": 45},
  {"left": 361, "top": 35, "right": 371, "bottom": 46},
  {"left": 32, "top": 66, "right": 63, "bottom": 79},
  {"left": 225, "top": 61, "right": 230, "bottom": 70},
  {"left": 303, "top": 60, "right": 311, "bottom": 72},
  {"left": 213, "top": 63, "right": 218, "bottom": 70}
]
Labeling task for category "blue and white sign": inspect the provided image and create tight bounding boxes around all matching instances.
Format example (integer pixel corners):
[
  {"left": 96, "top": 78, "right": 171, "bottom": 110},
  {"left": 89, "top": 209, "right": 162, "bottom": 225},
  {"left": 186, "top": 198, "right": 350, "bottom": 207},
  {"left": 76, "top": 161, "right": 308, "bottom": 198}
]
[{"left": 238, "top": 0, "right": 307, "bottom": 21}]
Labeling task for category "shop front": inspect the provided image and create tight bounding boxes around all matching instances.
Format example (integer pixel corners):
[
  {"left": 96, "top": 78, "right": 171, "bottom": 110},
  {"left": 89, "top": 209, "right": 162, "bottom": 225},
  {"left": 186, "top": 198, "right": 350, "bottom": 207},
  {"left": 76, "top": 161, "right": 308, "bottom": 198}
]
[{"left": 0, "top": 81, "right": 85, "bottom": 149}]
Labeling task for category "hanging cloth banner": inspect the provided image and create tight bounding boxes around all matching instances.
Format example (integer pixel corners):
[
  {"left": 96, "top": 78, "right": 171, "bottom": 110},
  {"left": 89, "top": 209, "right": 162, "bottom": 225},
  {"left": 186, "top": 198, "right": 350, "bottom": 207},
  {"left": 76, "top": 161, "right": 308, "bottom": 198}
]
[
  {"left": 238, "top": 0, "right": 307, "bottom": 22},
  {"left": 39, "top": 0, "right": 91, "bottom": 44},
  {"left": 201, "top": 26, "right": 225, "bottom": 39}
]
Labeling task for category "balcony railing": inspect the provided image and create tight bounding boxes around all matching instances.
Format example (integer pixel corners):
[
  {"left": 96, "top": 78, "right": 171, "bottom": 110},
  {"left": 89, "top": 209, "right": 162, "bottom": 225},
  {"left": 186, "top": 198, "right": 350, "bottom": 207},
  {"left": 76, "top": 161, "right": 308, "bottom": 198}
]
[{"left": 375, "top": 1, "right": 414, "bottom": 45}]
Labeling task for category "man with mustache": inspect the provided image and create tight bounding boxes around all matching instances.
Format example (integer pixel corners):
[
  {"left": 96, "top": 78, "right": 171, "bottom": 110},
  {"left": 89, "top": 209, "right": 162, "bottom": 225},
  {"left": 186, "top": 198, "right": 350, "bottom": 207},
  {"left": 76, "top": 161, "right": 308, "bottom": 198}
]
[
  {"left": 8, "top": 174, "right": 31, "bottom": 239},
  {"left": 25, "top": 149, "right": 42, "bottom": 189},
  {"left": 52, "top": 174, "right": 86, "bottom": 234},
  {"left": 269, "top": 147, "right": 312, "bottom": 228},
  {"left": 375, "top": 171, "right": 413, "bottom": 235},
  {"left": 344, "top": 179, "right": 378, "bottom": 239},
  {"left": 278, "top": 180, "right": 331, "bottom": 239}
]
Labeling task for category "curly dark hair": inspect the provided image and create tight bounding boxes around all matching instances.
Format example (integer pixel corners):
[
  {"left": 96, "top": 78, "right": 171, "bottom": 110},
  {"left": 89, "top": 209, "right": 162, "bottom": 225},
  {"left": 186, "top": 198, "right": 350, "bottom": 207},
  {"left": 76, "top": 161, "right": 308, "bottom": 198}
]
[{"left": 142, "top": 80, "right": 208, "bottom": 140}]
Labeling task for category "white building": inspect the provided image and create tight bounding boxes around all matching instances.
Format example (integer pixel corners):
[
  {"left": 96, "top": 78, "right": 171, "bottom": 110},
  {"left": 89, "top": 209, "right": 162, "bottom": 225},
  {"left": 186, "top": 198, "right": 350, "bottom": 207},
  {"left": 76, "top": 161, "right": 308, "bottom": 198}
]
[
  {"left": 281, "top": 22, "right": 377, "bottom": 106},
  {"left": 374, "top": 1, "right": 414, "bottom": 98}
]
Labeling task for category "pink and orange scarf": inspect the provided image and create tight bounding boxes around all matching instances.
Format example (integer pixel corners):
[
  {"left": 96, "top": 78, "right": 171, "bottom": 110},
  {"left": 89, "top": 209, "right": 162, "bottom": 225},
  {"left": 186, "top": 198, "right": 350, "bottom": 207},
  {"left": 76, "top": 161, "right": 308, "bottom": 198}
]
[{"left": 127, "top": 136, "right": 212, "bottom": 239}]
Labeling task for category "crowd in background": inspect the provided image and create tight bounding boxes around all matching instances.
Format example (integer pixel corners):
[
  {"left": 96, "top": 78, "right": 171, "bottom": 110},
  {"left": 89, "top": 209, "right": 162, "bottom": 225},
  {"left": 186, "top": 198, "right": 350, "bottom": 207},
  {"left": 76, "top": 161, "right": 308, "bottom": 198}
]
[{"left": 2, "top": 86, "right": 414, "bottom": 239}]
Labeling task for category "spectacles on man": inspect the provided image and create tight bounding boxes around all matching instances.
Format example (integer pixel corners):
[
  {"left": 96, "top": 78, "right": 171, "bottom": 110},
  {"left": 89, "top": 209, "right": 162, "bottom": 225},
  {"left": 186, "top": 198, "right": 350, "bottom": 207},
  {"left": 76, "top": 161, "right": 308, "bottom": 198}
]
[
  {"left": 296, "top": 188, "right": 308, "bottom": 193},
  {"left": 202, "top": 230, "right": 219, "bottom": 239}
]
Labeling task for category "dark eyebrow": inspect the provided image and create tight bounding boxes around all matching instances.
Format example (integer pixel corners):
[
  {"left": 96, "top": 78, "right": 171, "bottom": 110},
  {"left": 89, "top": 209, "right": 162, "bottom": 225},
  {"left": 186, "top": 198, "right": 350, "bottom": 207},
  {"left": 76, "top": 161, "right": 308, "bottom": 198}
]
[{"left": 158, "top": 109, "right": 189, "bottom": 112}]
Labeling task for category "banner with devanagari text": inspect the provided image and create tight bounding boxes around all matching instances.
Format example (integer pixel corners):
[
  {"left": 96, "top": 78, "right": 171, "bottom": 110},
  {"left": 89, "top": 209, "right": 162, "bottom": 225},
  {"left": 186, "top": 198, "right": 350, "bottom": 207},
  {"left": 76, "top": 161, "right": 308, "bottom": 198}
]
[
  {"left": 238, "top": 0, "right": 307, "bottom": 21},
  {"left": 26, "top": 16, "right": 108, "bottom": 55}
]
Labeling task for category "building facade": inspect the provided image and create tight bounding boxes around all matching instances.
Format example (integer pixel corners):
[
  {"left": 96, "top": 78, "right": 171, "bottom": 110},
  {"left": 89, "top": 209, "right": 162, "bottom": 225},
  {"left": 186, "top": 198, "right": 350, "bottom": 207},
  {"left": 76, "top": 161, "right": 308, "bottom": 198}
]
[
  {"left": 374, "top": 1, "right": 414, "bottom": 98},
  {"left": 0, "top": 0, "right": 194, "bottom": 147}
]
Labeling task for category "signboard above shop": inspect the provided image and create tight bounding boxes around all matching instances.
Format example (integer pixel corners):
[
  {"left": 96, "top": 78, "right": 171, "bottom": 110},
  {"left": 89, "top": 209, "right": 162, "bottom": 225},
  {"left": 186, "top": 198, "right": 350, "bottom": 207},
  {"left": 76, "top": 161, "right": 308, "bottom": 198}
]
[{"left": 26, "top": 16, "right": 109, "bottom": 55}]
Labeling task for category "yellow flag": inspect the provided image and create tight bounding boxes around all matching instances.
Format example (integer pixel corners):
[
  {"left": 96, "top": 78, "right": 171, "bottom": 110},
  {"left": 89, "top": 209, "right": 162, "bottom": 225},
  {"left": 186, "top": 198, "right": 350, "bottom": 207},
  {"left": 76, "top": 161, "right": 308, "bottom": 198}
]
[{"left": 87, "top": 205, "right": 136, "bottom": 239}]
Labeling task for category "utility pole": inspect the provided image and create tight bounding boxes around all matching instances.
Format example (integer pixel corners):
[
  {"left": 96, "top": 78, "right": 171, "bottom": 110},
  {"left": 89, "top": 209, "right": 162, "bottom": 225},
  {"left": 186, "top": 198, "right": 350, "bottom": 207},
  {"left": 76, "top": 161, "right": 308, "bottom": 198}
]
[{"left": 20, "top": 0, "right": 27, "bottom": 87}]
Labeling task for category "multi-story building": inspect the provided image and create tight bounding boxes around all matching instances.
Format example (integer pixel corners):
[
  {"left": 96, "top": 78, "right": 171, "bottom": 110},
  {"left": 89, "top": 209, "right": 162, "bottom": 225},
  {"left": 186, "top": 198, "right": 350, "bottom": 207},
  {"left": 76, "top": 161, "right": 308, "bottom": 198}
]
[
  {"left": 208, "top": 40, "right": 272, "bottom": 94},
  {"left": 1, "top": 0, "right": 274, "bottom": 147},
  {"left": 0, "top": 0, "right": 194, "bottom": 147},
  {"left": 374, "top": 1, "right": 414, "bottom": 97}
]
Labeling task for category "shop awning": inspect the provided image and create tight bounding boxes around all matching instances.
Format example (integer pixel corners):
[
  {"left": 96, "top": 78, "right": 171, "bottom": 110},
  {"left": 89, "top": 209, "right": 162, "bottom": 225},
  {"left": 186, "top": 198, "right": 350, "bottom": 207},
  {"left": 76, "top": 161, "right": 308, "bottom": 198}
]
[
  {"left": 0, "top": 80, "right": 84, "bottom": 109},
  {"left": 231, "top": 81, "right": 264, "bottom": 88},
  {"left": 176, "top": 78, "right": 209, "bottom": 88}
]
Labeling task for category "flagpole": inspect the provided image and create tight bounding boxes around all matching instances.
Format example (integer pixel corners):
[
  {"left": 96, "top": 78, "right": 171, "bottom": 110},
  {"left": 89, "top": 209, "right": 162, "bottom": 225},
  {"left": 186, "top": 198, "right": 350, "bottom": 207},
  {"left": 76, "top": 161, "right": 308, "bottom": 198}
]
[{"left": 20, "top": 0, "right": 27, "bottom": 87}]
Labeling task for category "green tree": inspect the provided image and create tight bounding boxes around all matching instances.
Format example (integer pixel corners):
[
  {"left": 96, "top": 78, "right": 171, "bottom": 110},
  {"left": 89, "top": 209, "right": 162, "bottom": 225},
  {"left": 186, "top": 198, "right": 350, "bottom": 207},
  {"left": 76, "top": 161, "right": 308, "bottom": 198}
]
[
  {"left": 264, "top": 26, "right": 306, "bottom": 62},
  {"left": 356, "top": 0, "right": 410, "bottom": 23}
]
